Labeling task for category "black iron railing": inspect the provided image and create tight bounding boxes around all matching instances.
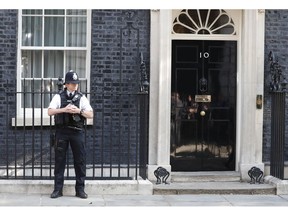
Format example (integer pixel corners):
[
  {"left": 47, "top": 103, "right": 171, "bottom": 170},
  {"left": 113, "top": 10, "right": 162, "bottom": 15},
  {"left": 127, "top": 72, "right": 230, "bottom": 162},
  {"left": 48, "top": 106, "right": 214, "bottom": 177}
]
[
  {"left": 1, "top": 10, "right": 149, "bottom": 181},
  {"left": 2, "top": 85, "right": 148, "bottom": 180},
  {"left": 268, "top": 51, "right": 287, "bottom": 180}
]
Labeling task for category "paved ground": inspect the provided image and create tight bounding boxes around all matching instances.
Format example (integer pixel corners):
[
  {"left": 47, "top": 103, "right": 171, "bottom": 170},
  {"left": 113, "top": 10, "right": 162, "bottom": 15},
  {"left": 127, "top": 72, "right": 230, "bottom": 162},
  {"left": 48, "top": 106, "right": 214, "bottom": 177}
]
[
  {"left": 1, "top": 172, "right": 287, "bottom": 216},
  {"left": 1, "top": 192, "right": 288, "bottom": 206},
  {"left": 1, "top": 193, "right": 288, "bottom": 216}
]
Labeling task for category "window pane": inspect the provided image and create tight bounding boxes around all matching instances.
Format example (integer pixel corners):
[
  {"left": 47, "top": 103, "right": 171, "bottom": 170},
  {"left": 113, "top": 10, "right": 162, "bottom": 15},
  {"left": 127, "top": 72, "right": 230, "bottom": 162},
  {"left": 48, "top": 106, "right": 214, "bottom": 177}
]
[
  {"left": 44, "top": 50, "right": 64, "bottom": 78},
  {"left": 78, "top": 80, "right": 87, "bottom": 92},
  {"left": 66, "top": 17, "right": 86, "bottom": 47},
  {"left": 66, "top": 50, "right": 86, "bottom": 77},
  {"left": 21, "top": 50, "right": 42, "bottom": 78},
  {"left": 20, "top": 9, "right": 89, "bottom": 112},
  {"left": 44, "top": 80, "right": 60, "bottom": 107},
  {"left": 67, "top": 10, "right": 87, "bottom": 15},
  {"left": 45, "top": 79, "right": 62, "bottom": 94},
  {"left": 22, "top": 9, "right": 42, "bottom": 15},
  {"left": 22, "top": 16, "right": 42, "bottom": 46},
  {"left": 44, "top": 10, "right": 64, "bottom": 15},
  {"left": 21, "top": 80, "right": 58, "bottom": 108},
  {"left": 44, "top": 17, "right": 64, "bottom": 46},
  {"left": 21, "top": 80, "right": 42, "bottom": 108}
]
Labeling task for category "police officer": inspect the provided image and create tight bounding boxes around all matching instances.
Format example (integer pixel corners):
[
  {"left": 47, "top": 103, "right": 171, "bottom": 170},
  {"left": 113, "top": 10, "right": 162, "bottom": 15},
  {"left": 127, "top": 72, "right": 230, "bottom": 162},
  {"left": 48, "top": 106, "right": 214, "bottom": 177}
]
[{"left": 48, "top": 70, "right": 93, "bottom": 199}]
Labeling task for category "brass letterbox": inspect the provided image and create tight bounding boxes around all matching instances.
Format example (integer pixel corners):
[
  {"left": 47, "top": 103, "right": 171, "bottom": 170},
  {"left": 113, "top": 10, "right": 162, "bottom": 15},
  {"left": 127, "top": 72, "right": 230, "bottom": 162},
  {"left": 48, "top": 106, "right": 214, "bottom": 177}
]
[{"left": 195, "top": 95, "right": 211, "bottom": 103}]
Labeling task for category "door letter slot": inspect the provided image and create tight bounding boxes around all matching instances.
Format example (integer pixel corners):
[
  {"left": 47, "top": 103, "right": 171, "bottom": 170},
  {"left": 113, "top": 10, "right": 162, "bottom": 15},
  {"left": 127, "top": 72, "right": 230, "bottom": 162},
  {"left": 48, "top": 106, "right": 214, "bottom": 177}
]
[{"left": 195, "top": 95, "right": 211, "bottom": 102}]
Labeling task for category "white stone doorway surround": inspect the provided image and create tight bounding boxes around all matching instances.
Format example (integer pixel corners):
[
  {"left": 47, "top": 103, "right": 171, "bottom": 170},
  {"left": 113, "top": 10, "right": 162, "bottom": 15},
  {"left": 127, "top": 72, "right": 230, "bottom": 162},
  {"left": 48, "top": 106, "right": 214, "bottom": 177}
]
[{"left": 147, "top": 9, "right": 265, "bottom": 181}]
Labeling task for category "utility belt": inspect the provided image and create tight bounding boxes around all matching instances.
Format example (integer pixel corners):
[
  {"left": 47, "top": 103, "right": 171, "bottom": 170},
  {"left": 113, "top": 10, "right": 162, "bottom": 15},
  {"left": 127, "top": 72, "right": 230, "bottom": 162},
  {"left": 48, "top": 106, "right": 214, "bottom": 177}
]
[
  {"left": 50, "top": 125, "right": 83, "bottom": 149},
  {"left": 66, "top": 126, "right": 83, "bottom": 131},
  {"left": 55, "top": 113, "right": 84, "bottom": 131},
  {"left": 56, "top": 125, "right": 83, "bottom": 131}
]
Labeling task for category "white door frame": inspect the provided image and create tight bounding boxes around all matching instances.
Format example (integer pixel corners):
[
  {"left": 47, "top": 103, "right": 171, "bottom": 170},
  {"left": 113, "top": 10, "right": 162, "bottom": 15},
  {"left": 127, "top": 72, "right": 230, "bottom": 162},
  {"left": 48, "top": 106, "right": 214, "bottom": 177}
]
[{"left": 147, "top": 9, "right": 265, "bottom": 181}]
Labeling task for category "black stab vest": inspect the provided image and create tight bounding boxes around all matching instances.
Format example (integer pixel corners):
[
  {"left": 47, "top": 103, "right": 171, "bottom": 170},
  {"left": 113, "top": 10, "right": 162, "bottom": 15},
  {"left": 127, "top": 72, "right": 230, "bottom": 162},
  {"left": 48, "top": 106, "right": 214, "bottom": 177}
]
[{"left": 54, "top": 89, "right": 85, "bottom": 129}]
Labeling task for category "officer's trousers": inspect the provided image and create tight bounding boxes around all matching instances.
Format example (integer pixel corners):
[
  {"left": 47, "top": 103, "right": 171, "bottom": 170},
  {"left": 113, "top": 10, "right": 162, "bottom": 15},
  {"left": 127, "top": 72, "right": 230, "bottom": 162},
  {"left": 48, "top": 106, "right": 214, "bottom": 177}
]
[{"left": 54, "top": 128, "right": 86, "bottom": 192}]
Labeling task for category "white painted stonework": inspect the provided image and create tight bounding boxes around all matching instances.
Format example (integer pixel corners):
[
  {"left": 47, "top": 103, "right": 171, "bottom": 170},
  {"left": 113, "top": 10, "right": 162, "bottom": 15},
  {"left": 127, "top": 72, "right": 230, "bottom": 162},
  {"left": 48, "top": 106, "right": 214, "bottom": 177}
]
[{"left": 147, "top": 9, "right": 266, "bottom": 182}]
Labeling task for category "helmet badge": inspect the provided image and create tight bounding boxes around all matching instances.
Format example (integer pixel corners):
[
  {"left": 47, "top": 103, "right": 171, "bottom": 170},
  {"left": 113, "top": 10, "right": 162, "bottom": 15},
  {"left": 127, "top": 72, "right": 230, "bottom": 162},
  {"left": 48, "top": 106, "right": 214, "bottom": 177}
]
[{"left": 72, "top": 73, "right": 78, "bottom": 81}]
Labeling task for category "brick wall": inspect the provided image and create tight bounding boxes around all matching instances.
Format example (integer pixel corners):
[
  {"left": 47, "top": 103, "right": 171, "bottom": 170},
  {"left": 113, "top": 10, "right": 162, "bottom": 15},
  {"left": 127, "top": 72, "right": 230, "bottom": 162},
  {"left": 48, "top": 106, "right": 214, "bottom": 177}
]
[
  {"left": 0, "top": 10, "right": 18, "bottom": 159},
  {"left": 263, "top": 10, "right": 288, "bottom": 162},
  {"left": 89, "top": 9, "right": 150, "bottom": 164},
  {"left": 90, "top": 10, "right": 150, "bottom": 94},
  {"left": 0, "top": 9, "right": 151, "bottom": 171},
  {"left": 1, "top": 9, "right": 285, "bottom": 170}
]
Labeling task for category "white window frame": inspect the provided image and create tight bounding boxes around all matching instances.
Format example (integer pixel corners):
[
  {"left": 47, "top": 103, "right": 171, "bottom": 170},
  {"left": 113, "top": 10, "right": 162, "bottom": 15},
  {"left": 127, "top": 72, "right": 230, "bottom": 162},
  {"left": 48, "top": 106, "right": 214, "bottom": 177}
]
[{"left": 14, "top": 9, "right": 92, "bottom": 126}]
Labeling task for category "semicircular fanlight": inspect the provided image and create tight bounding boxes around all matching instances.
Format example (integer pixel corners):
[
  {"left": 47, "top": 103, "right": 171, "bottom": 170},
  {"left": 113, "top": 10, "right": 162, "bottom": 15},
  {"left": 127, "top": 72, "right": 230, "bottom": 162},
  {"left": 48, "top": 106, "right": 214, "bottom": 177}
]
[{"left": 173, "top": 9, "right": 236, "bottom": 35}]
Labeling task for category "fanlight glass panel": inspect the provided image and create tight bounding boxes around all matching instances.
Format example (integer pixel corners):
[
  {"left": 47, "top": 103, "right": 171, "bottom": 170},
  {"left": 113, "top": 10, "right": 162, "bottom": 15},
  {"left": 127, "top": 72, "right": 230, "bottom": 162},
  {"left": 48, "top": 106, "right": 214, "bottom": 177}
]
[{"left": 173, "top": 9, "right": 236, "bottom": 35}]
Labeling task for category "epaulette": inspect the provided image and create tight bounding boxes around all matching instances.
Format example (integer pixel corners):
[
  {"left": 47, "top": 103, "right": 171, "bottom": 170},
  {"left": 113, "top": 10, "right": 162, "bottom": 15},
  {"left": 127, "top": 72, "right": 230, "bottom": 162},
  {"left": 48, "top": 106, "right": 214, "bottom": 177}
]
[
  {"left": 71, "top": 91, "right": 83, "bottom": 104},
  {"left": 76, "top": 91, "right": 83, "bottom": 96}
]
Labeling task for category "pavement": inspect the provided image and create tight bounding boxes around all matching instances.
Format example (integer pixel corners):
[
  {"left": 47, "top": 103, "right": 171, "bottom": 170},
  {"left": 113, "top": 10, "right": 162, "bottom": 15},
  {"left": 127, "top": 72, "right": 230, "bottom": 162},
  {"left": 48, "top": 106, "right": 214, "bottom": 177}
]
[
  {"left": 1, "top": 192, "right": 288, "bottom": 207},
  {"left": 1, "top": 193, "right": 288, "bottom": 216},
  {"left": 1, "top": 172, "right": 288, "bottom": 216},
  {"left": 1, "top": 187, "right": 288, "bottom": 216}
]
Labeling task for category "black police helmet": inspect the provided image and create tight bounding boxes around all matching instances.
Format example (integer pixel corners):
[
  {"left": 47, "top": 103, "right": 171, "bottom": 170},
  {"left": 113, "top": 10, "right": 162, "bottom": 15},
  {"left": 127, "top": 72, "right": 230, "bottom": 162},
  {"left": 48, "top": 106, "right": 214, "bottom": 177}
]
[{"left": 64, "top": 70, "right": 80, "bottom": 84}]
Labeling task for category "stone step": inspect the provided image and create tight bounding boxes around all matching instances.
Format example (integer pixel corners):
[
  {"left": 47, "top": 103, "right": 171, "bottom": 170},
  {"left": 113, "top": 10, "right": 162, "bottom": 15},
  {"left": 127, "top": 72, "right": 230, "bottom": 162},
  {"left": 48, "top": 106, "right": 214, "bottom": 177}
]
[
  {"left": 153, "top": 171, "right": 276, "bottom": 195},
  {"left": 153, "top": 181, "right": 276, "bottom": 195},
  {"left": 170, "top": 171, "right": 241, "bottom": 182}
]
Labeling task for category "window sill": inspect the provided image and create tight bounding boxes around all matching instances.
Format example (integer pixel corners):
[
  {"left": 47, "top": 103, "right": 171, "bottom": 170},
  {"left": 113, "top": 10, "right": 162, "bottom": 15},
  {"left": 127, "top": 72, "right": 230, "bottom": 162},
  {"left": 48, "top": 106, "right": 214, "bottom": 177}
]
[{"left": 11, "top": 117, "right": 93, "bottom": 127}]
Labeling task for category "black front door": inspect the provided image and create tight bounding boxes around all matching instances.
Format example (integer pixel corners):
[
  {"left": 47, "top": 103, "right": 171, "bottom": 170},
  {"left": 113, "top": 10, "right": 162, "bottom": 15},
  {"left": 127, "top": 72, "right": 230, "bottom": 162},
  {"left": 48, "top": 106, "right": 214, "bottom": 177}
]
[{"left": 170, "top": 40, "right": 237, "bottom": 171}]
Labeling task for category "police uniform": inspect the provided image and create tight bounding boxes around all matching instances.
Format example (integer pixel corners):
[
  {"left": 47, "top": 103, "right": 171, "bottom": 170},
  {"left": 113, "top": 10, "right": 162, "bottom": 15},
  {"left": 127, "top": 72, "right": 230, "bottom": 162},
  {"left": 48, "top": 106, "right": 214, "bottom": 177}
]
[{"left": 48, "top": 71, "right": 93, "bottom": 199}]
